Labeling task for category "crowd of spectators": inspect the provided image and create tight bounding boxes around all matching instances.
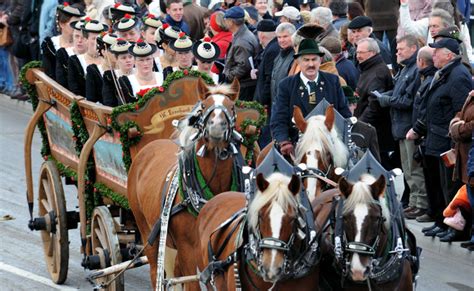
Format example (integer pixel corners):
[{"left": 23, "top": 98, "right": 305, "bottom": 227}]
[{"left": 0, "top": 0, "right": 473, "bottom": 250}]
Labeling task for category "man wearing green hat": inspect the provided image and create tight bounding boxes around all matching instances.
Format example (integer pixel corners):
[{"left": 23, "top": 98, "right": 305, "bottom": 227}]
[{"left": 271, "top": 38, "right": 351, "bottom": 156}]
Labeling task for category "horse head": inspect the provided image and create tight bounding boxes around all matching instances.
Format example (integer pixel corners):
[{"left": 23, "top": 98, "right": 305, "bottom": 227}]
[
  {"left": 337, "top": 174, "right": 390, "bottom": 282},
  {"left": 247, "top": 172, "right": 301, "bottom": 283},
  {"left": 294, "top": 105, "right": 348, "bottom": 201}
]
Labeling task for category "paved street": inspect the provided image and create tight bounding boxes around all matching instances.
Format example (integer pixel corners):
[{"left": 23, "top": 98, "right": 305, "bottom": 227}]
[{"left": 0, "top": 94, "right": 472, "bottom": 290}]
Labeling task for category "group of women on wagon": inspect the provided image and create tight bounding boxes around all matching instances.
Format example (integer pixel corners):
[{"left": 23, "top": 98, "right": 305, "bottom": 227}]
[{"left": 41, "top": 2, "right": 221, "bottom": 107}]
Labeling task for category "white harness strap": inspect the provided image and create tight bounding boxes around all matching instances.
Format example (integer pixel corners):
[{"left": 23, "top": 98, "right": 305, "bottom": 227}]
[{"left": 155, "top": 170, "right": 180, "bottom": 291}]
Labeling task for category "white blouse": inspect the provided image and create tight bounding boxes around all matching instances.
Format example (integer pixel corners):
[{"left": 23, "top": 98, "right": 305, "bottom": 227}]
[{"left": 128, "top": 72, "right": 164, "bottom": 97}]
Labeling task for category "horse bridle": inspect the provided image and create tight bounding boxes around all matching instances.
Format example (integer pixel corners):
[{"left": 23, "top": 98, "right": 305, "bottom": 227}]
[{"left": 332, "top": 196, "right": 386, "bottom": 277}]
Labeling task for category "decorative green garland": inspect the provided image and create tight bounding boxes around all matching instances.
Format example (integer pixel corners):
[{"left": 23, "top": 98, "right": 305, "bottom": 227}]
[
  {"left": 93, "top": 182, "right": 129, "bottom": 209},
  {"left": 235, "top": 100, "right": 266, "bottom": 165},
  {"left": 110, "top": 70, "right": 215, "bottom": 172}
]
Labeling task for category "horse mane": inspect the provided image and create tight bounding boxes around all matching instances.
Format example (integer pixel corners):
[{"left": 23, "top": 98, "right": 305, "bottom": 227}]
[
  {"left": 247, "top": 173, "right": 299, "bottom": 233},
  {"left": 342, "top": 174, "right": 391, "bottom": 230},
  {"left": 175, "top": 83, "right": 237, "bottom": 158},
  {"left": 295, "top": 115, "right": 348, "bottom": 168}
]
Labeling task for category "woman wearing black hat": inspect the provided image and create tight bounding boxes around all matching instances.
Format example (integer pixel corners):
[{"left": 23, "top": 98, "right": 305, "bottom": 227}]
[
  {"left": 141, "top": 13, "right": 164, "bottom": 72},
  {"left": 163, "top": 33, "right": 197, "bottom": 80},
  {"left": 67, "top": 19, "right": 108, "bottom": 96},
  {"left": 155, "top": 23, "right": 180, "bottom": 70},
  {"left": 113, "top": 13, "right": 141, "bottom": 43},
  {"left": 102, "top": 39, "right": 135, "bottom": 107},
  {"left": 56, "top": 19, "right": 87, "bottom": 88},
  {"left": 118, "top": 40, "right": 164, "bottom": 103},
  {"left": 41, "top": 2, "right": 85, "bottom": 79},
  {"left": 85, "top": 32, "right": 118, "bottom": 103},
  {"left": 192, "top": 37, "right": 221, "bottom": 84}
]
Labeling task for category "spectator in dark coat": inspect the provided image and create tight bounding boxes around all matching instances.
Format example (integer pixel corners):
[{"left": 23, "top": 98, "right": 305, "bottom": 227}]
[
  {"left": 320, "top": 36, "right": 359, "bottom": 91},
  {"left": 163, "top": 0, "right": 190, "bottom": 35},
  {"left": 253, "top": 20, "right": 280, "bottom": 148},
  {"left": 270, "top": 23, "right": 296, "bottom": 102},
  {"left": 271, "top": 38, "right": 351, "bottom": 156},
  {"left": 377, "top": 34, "right": 428, "bottom": 219},
  {"left": 353, "top": 37, "right": 394, "bottom": 169},
  {"left": 183, "top": 0, "right": 208, "bottom": 41},
  {"left": 223, "top": 6, "right": 259, "bottom": 101},
  {"left": 414, "top": 38, "right": 472, "bottom": 237}
]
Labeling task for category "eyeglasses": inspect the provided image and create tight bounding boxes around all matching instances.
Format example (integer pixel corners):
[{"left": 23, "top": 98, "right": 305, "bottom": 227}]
[{"left": 356, "top": 50, "right": 371, "bottom": 55}]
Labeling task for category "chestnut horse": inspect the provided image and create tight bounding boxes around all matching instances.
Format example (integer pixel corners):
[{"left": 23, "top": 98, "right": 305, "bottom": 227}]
[
  {"left": 196, "top": 172, "right": 320, "bottom": 290},
  {"left": 258, "top": 105, "right": 348, "bottom": 202},
  {"left": 323, "top": 174, "right": 415, "bottom": 291},
  {"left": 127, "top": 78, "right": 244, "bottom": 290}
]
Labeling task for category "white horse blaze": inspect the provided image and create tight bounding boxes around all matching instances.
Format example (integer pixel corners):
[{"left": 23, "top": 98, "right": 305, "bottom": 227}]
[
  {"left": 208, "top": 95, "right": 227, "bottom": 135},
  {"left": 351, "top": 203, "right": 369, "bottom": 276},
  {"left": 306, "top": 151, "right": 318, "bottom": 202},
  {"left": 268, "top": 203, "right": 285, "bottom": 277}
]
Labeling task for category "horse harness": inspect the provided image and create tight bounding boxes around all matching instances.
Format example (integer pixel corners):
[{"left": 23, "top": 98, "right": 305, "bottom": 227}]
[{"left": 330, "top": 195, "right": 414, "bottom": 289}]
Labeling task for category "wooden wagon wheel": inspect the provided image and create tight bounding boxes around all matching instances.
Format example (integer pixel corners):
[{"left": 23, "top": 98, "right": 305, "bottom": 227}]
[
  {"left": 37, "top": 160, "right": 69, "bottom": 284},
  {"left": 91, "top": 206, "right": 124, "bottom": 291}
]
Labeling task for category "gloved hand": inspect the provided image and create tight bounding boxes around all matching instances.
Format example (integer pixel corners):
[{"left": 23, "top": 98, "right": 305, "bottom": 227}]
[{"left": 280, "top": 141, "right": 294, "bottom": 156}]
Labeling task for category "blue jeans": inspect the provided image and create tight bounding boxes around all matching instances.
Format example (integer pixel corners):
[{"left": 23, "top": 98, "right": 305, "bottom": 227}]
[{"left": 0, "top": 47, "right": 15, "bottom": 93}]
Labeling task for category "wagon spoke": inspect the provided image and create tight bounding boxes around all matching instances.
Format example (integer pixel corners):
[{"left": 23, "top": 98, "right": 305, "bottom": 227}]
[
  {"left": 41, "top": 198, "right": 52, "bottom": 213},
  {"left": 42, "top": 178, "right": 54, "bottom": 206},
  {"left": 47, "top": 233, "right": 54, "bottom": 256},
  {"left": 52, "top": 238, "right": 58, "bottom": 273},
  {"left": 94, "top": 227, "right": 107, "bottom": 249},
  {"left": 97, "top": 218, "right": 109, "bottom": 246}
]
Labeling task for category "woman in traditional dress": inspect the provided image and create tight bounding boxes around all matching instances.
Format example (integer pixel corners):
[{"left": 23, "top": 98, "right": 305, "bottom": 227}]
[
  {"left": 102, "top": 39, "right": 135, "bottom": 106},
  {"left": 41, "top": 2, "right": 84, "bottom": 79},
  {"left": 141, "top": 13, "right": 163, "bottom": 72},
  {"left": 113, "top": 13, "right": 141, "bottom": 43},
  {"left": 155, "top": 23, "right": 180, "bottom": 69},
  {"left": 67, "top": 19, "right": 108, "bottom": 96},
  {"left": 85, "top": 32, "right": 118, "bottom": 103},
  {"left": 192, "top": 37, "right": 221, "bottom": 84},
  {"left": 118, "top": 40, "right": 164, "bottom": 103},
  {"left": 163, "top": 32, "right": 196, "bottom": 80},
  {"left": 56, "top": 19, "right": 87, "bottom": 88}
]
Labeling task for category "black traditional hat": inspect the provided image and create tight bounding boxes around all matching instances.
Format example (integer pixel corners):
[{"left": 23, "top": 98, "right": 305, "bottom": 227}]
[
  {"left": 113, "top": 14, "right": 140, "bottom": 32},
  {"left": 69, "top": 19, "right": 86, "bottom": 31},
  {"left": 57, "top": 2, "right": 85, "bottom": 17},
  {"left": 433, "top": 26, "right": 463, "bottom": 43},
  {"left": 296, "top": 23, "right": 325, "bottom": 39},
  {"left": 169, "top": 32, "right": 193, "bottom": 52},
  {"left": 110, "top": 2, "right": 137, "bottom": 20},
  {"left": 111, "top": 38, "right": 133, "bottom": 54},
  {"left": 192, "top": 37, "right": 220, "bottom": 62},
  {"left": 156, "top": 23, "right": 181, "bottom": 44},
  {"left": 98, "top": 32, "right": 118, "bottom": 47},
  {"left": 129, "top": 39, "right": 157, "bottom": 57},
  {"left": 348, "top": 16, "right": 373, "bottom": 29},
  {"left": 82, "top": 19, "right": 109, "bottom": 33},
  {"left": 294, "top": 38, "right": 325, "bottom": 58}
]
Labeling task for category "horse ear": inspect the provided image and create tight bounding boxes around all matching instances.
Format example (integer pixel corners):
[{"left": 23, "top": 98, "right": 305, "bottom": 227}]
[
  {"left": 293, "top": 106, "right": 307, "bottom": 133},
  {"left": 288, "top": 174, "right": 300, "bottom": 196},
  {"left": 324, "top": 105, "right": 335, "bottom": 132},
  {"left": 370, "top": 175, "right": 386, "bottom": 200},
  {"left": 256, "top": 173, "right": 269, "bottom": 193},
  {"left": 197, "top": 77, "right": 210, "bottom": 100},
  {"left": 228, "top": 78, "right": 240, "bottom": 101},
  {"left": 338, "top": 177, "right": 353, "bottom": 198}
]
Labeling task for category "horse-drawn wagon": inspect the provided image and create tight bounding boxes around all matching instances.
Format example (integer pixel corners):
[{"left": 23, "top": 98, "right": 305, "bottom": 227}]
[{"left": 22, "top": 62, "right": 265, "bottom": 290}]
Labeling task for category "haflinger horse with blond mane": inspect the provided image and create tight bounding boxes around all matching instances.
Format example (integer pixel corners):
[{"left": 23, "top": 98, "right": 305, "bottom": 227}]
[
  {"left": 196, "top": 170, "right": 322, "bottom": 290},
  {"left": 127, "top": 78, "right": 247, "bottom": 290},
  {"left": 321, "top": 174, "right": 417, "bottom": 291}
]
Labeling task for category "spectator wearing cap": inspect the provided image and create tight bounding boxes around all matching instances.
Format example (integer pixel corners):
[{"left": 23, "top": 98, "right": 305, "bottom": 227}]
[
  {"left": 275, "top": 6, "right": 302, "bottom": 29},
  {"left": 353, "top": 37, "right": 395, "bottom": 169},
  {"left": 329, "top": 0, "right": 349, "bottom": 31},
  {"left": 271, "top": 23, "right": 296, "bottom": 111},
  {"left": 252, "top": 19, "right": 280, "bottom": 148},
  {"left": 85, "top": 32, "right": 118, "bottom": 103},
  {"left": 163, "top": 32, "right": 196, "bottom": 79},
  {"left": 192, "top": 37, "right": 220, "bottom": 84},
  {"left": 118, "top": 40, "right": 164, "bottom": 102},
  {"left": 103, "top": 39, "right": 135, "bottom": 107},
  {"left": 311, "top": 7, "right": 338, "bottom": 43},
  {"left": 164, "top": 0, "right": 190, "bottom": 35},
  {"left": 183, "top": 0, "right": 208, "bottom": 41},
  {"left": 114, "top": 14, "right": 142, "bottom": 42},
  {"left": 347, "top": 16, "right": 392, "bottom": 67},
  {"left": 271, "top": 38, "right": 351, "bottom": 156},
  {"left": 41, "top": 2, "right": 84, "bottom": 79},
  {"left": 320, "top": 36, "right": 359, "bottom": 91},
  {"left": 68, "top": 19, "right": 108, "bottom": 96},
  {"left": 299, "top": 0, "right": 317, "bottom": 12},
  {"left": 155, "top": 23, "right": 181, "bottom": 69},
  {"left": 433, "top": 25, "right": 473, "bottom": 70},
  {"left": 354, "top": 0, "right": 399, "bottom": 49},
  {"left": 375, "top": 35, "right": 429, "bottom": 220},
  {"left": 223, "top": 6, "right": 259, "bottom": 101},
  {"left": 412, "top": 38, "right": 472, "bottom": 237}
]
